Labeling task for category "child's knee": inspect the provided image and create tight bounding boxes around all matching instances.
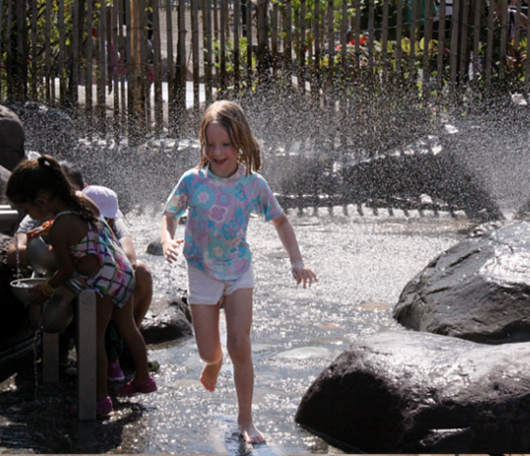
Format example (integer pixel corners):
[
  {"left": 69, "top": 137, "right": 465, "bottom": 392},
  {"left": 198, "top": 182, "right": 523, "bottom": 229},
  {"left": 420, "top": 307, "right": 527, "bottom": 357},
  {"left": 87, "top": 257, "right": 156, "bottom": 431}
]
[{"left": 227, "top": 337, "right": 250, "bottom": 363}]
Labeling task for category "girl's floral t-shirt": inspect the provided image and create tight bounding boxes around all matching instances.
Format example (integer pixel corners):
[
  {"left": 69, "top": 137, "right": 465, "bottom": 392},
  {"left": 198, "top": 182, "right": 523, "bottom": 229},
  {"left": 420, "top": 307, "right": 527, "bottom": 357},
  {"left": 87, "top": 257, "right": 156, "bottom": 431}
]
[{"left": 163, "top": 164, "right": 283, "bottom": 281}]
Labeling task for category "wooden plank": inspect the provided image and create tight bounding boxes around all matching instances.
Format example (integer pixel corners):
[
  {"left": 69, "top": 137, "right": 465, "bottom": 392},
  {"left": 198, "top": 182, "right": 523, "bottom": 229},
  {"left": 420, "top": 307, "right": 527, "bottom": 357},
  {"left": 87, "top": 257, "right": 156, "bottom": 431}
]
[
  {"left": 312, "top": 0, "right": 320, "bottom": 95},
  {"left": 45, "top": 0, "right": 52, "bottom": 104},
  {"left": 111, "top": 1, "right": 120, "bottom": 136},
  {"left": 409, "top": 0, "right": 417, "bottom": 79},
  {"left": 396, "top": 0, "right": 403, "bottom": 76},
  {"left": 340, "top": 0, "right": 347, "bottom": 73},
  {"left": 166, "top": 0, "right": 176, "bottom": 116},
  {"left": 16, "top": 0, "right": 28, "bottom": 100},
  {"left": 204, "top": 0, "right": 213, "bottom": 103},
  {"left": 381, "top": 0, "right": 389, "bottom": 81},
  {"left": 58, "top": 0, "right": 66, "bottom": 105},
  {"left": 499, "top": 0, "right": 508, "bottom": 79},
  {"left": 284, "top": 0, "right": 292, "bottom": 85},
  {"left": 192, "top": 0, "right": 200, "bottom": 107},
  {"left": 97, "top": 0, "right": 106, "bottom": 130},
  {"left": 177, "top": 0, "right": 187, "bottom": 114},
  {"left": 449, "top": 0, "right": 459, "bottom": 88},
  {"left": 234, "top": 0, "right": 241, "bottom": 88},
  {"left": 257, "top": 0, "right": 269, "bottom": 84},
  {"left": 271, "top": 1, "right": 278, "bottom": 79},
  {"left": 436, "top": 0, "right": 446, "bottom": 93},
  {"left": 118, "top": 0, "right": 126, "bottom": 125},
  {"left": 354, "top": 0, "right": 361, "bottom": 74},
  {"left": 86, "top": 0, "right": 93, "bottom": 117},
  {"left": 30, "top": 0, "right": 38, "bottom": 100},
  {"left": 70, "top": 0, "right": 80, "bottom": 106},
  {"left": 485, "top": 0, "right": 494, "bottom": 88},
  {"left": 422, "top": 0, "right": 433, "bottom": 100},
  {"left": 514, "top": 0, "right": 523, "bottom": 50},
  {"left": 5, "top": 0, "right": 12, "bottom": 99},
  {"left": 472, "top": 0, "right": 481, "bottom": 85},
  {"left": 368, "top": 0, "right": 375, "bottom": 78},
  {"left": 326, "top": 0, "right": 334, "bottom": 86},
  {"left": 298, "top": 0, "right": 306, "bottom": 92},
  {"left": 246, "top": 0, "right": 252, "bottom": 87},
  {"left": 151, "top": 0, "right": 163, "bottom": 131},
  {"left": 458, "top": 0, "right": 469, "bottom": 83},
  {"left": 138, "top": 0, "right": 149, "bottom": 128}
]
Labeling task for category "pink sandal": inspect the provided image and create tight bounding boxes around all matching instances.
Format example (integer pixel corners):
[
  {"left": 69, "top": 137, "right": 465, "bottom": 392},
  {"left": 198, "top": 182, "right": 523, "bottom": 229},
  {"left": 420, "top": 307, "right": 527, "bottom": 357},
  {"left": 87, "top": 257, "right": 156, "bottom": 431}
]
[{"left": 118, "top": 376, "right": 157, "bottom": 396}]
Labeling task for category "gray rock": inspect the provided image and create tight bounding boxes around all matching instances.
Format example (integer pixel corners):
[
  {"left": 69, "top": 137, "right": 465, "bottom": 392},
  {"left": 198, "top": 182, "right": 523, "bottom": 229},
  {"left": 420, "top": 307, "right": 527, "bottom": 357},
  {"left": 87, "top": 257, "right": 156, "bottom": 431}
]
[
  {"left": 7, "top": 101, "right": 75, "bottom": 160},
  {"left": 0, "top": 105, "right": 25, "bottom": 171},
  {"left": 295, "top": 330, "right": 530, "bottom": 453},
  {"left": 140, "top": 295, "right": 192, "bottom": 344},
  {"left": 0, "top": 164, "right": 11, "bottom": 204},
  {"left": 394, "top": 221, "right": 530, "bottom": 344},
  {"left": 146, "top": 239, "right": 163, "bottom": 256}
]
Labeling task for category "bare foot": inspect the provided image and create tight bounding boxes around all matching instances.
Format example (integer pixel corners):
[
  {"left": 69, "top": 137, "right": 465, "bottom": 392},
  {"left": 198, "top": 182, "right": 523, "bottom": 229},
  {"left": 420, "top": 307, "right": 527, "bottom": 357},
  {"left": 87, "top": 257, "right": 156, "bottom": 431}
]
[
  {"left": 239, "top": 421, "right": 266, "bottom": 444},
  {"left": 199, "top": 358, "right": 222, "bottom": 392}
]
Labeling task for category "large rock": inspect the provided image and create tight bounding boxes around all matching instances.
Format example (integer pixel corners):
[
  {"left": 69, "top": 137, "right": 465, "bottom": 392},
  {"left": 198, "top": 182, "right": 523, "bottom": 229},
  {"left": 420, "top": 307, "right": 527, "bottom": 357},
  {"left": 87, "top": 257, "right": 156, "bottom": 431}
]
[
  {"left": 295, "top": 330, "right": 530, "bottom": 453},
  {"left": 394, "top": 221, "right": 530, "bottom": 344},
  {"left": 7, "top": 101, "right": 75, "bottom": 160},
  {"left": 140, "top": 294, "right": 193, "bottom": 344},
  {"left": 0, "top": 105, "right": 25, "bottom": 171}
]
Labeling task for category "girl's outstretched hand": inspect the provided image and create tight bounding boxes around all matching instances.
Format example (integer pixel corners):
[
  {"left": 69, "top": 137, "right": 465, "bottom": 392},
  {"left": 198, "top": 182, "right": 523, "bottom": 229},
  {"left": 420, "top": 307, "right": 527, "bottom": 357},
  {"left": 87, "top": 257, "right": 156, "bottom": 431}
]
[
  {"left": 162, "top": 238, "right": 184, "bottom": 263},
  {"left": 291, "top": 260, "right": 318, "bottom": 289}
]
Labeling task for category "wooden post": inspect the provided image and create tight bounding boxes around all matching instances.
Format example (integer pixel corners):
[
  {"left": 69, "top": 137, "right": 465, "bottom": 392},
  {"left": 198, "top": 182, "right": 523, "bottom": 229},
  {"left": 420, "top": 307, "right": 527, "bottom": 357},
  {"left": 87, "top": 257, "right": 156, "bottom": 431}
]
[
  {"left": 70, "top": 0, "right": 80, "bottom": 108},
  {"left": 204, "top": 0, "right": 213, "bottom": 103},
  {"left": 485, "top": 0, "right": 494, "bottom": 90},
  {"left": 298, "top": 0, "right": 306, "bottom": 93},
  {"left": 16, "top": 0, "right": 28, "bottom": 100},
  {"left": 437, "top": 0, "right": 446, "bottom": 96},
  {"left": 97, "top": 0, "right": 106, "bottom": 133},
  {"left": 499, "top": 0, "right": 508, "bottom": 79},
  {"left": 257, "top": 0, "right": 270, "bottom": 85},
  {"left": 246, "top": 0, "right": 252, "bottom": 88},
  {"left": 396, "top": 0, "right": 403, "bottom": 77},
  {"left": 312, "top": 0, "right": 320, "bottom": 96},
  {"left": 30, "top": 0, "right": 38, "bottom": 100},
  {"left": 166, "top": 0, "right": 176, "bottom": 118},
  {"left": 44, "top": 0, "right": 52, "bottom": 104},
  {"left": 381, "top": 0, "right": 389, "bottom": 82},
  {"left": 284, "top": 0, "right": 292, "bottom": 86},
  {"left": 422, "top": 0, "right": 433, "bottom": 101},
  {"left": 85, "top": 0, "right": 93, "bottom": 121},
  {"left": 192, "top": 0, "right": 200, "bottom": 109},
  {"left": 58, "top": 0, "right": 66, "bottom": 105},
  {"left": 152, "top": 0, "right": 163, "bottom": 132},
  {"left": 219, "top": 0, "right": 227, "bottom": 94}
]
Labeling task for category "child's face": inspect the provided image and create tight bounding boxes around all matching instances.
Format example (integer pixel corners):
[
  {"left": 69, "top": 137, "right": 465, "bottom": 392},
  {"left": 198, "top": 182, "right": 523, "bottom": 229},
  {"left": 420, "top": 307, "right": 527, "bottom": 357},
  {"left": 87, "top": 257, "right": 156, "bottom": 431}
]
[
  {"left": 17, "top": 201, "right": 50, "bottom": 220},
  {"left": 204, "top": 123, "right": 239, "bottom": 178}
]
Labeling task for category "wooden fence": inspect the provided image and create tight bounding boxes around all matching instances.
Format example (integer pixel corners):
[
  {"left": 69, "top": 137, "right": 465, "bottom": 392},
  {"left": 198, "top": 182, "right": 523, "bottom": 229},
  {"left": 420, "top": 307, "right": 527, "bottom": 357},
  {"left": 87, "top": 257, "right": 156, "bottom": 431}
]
[{"left": 1, "top": 0, "right": 529, "bottom": 136}]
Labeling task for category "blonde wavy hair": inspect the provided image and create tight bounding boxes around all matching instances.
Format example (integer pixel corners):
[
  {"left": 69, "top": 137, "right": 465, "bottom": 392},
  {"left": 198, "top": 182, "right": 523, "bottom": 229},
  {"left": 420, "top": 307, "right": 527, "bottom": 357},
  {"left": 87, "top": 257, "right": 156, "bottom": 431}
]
[{"left": 199, "top": 100, "right": 261, "bottom": 174}]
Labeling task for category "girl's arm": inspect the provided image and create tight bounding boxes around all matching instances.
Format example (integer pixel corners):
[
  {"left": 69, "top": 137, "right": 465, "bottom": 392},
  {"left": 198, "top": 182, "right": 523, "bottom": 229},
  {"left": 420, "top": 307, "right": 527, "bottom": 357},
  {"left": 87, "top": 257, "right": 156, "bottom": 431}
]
[
  {"left": 161, "top": 215, "right": 183, "bottom": 263},
  {"left": 272, "top": 213, "right": 317, "bottom": 288},
  {"left": 46, "top": 220, "right": 77, "bottom": 289}
]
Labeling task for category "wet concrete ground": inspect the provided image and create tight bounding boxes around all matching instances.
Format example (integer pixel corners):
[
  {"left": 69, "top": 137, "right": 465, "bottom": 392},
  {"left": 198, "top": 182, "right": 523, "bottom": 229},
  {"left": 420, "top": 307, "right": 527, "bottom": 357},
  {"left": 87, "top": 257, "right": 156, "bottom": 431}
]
[{"left": 0, "top": 205, "right": 475, "bottom": 454}]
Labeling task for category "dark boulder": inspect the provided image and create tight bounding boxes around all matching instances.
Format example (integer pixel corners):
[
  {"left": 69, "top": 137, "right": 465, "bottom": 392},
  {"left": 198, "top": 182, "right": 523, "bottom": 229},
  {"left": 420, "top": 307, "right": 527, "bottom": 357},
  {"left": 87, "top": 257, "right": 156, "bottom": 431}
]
[
  {"left": 0, "top": 105, "right": 25, "bottom": 171},
  {"left": 295, "top": 330, "right": 530, "bottom": 453},
  {"left": 394, "top": 221, "right": 530, "bottom": 344},
  {"left": 7, "top": 102, "right": 75, "bottom": 160},
  {"left": 140, "top": 294, "right": 192, "bottom": 344}
]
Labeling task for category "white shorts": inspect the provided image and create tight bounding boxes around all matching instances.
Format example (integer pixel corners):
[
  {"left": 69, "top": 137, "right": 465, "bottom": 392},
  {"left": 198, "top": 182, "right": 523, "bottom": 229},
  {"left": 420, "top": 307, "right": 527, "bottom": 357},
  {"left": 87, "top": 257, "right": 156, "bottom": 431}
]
[{"left": 187, "top": 264, "right": 255, "bottom": 305}]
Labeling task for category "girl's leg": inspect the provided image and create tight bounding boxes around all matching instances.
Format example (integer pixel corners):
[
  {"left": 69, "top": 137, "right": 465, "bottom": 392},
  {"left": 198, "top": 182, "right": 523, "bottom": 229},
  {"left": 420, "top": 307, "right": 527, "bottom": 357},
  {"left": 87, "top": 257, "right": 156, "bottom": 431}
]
[
  {"left": 112, "top": 296, "right": 150, "bottom": 382},
  {"left": 96, "top": 296, "right": 114, "bottom": 401},
  {"left": 190, "top": 302, "right": 223, "bottom": 392},
  {"left": 223, "top": 288, "right": 265, "bottom": 444}
]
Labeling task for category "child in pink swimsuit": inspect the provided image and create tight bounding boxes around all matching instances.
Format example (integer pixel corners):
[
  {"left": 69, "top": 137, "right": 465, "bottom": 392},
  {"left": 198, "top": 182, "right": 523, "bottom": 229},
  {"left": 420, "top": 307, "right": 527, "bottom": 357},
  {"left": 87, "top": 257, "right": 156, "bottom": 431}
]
[{"left": 6, "top": 155, "right": 156, "bottom": 417}]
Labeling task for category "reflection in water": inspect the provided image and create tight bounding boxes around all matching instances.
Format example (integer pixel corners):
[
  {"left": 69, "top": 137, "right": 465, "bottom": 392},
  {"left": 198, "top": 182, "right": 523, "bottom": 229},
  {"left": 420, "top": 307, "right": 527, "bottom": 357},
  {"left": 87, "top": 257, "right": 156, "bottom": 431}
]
[{"left": 0, "top": 204, "right": 473, "bottom": 453}]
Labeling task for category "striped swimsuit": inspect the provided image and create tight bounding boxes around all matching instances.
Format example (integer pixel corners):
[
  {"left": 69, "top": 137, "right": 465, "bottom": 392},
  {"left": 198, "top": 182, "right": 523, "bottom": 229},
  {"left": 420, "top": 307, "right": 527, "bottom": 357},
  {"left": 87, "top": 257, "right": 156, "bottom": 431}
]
[{"left": 55, "top": 211, "right": 135, "bottom": 308}]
